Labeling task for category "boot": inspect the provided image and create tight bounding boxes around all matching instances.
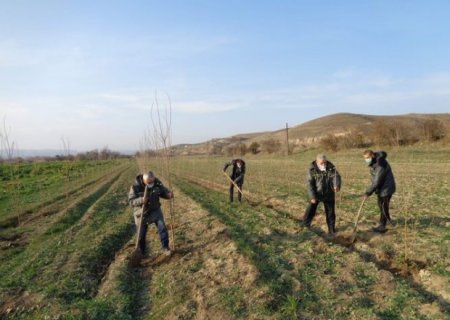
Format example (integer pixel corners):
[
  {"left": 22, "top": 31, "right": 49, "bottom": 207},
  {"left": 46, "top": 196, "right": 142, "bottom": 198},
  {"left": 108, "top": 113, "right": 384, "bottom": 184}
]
[
  {"left": 327, "top": 227, "right": 336, "bottom": 239},
  {"left": 372, "top": 224, "right": 387, "bottom": 233},
  {"left": 327, "top": 222, "right": 336, "bottom": 236}
]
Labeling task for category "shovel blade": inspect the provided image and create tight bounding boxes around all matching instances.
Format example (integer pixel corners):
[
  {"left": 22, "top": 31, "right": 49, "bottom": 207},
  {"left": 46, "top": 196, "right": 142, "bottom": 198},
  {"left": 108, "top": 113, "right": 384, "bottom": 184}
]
[{"left": 129, "top": 249, "right": 143, "bottom": 268}]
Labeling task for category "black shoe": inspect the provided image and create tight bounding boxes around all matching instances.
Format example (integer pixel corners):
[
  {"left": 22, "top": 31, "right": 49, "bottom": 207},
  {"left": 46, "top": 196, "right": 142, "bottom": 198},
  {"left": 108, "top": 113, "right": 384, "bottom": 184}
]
[
  {"left": 162, "top": 247, "right": 172, "bottom": 256},
  {"left": 301, "top": 222, "right": 311, "bottom": 229},
  {"left": 372, "top": 225, "right": 387, "bottom": 233},
  {"left": 387, "top": 219, "right": 396, "bottom": 226}
]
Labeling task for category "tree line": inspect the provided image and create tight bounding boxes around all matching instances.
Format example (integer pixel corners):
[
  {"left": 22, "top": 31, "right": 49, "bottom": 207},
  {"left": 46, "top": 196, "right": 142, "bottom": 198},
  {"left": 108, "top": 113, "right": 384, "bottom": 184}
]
[
  {"left": 211, "top": 118, "right": 447, "bottom": 156},
  {"left": 0, "top": 147, "right": 129, "bottom": 164},
  {"left": 320, "top": 118, "right": 446, "bottom": 152}
]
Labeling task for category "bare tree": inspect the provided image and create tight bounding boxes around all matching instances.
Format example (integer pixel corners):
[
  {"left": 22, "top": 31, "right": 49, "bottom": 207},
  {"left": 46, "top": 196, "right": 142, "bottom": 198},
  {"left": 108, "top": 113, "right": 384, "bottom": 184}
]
[
  {"left": 248, "top": 142, "right": 261, "bottom": 154},
  {"left": 339, "top": 128, "right": 365, "bottom": 149},
  {"left": 1, "top": 118, "right": 16, "bottom": 161},
  {"left": 144, "top": 91, "right": 176, "bottom": 251},
  {"left": 209, "top": 144, "right": 223, "bottom": 155},
  {"left": 370, "top": 120, "right": 394, "bottom": 146},
  {"left": 0, "top": 118, "right": 22, "bottom": 223},
  {"left": 261, "top": 139, "right": 282, "bottom": 154},
  {"left": 421, "top": 119, "right": 446, "bottom": 141},
  {"left": 61, "top": 136, "right": 72, "bottom": 198},
  {"left": 319, "top": 134, "right": 339, "bottom": 152}
]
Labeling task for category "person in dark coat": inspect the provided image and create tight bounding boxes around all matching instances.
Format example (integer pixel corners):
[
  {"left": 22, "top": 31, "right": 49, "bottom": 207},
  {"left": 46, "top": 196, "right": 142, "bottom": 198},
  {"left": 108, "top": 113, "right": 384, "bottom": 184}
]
[
  {"left": 363, "top": 150, "right": 396, "bottom": 233},
  {"left": 223, "top": 159, "right": 246, "bottom": 203},
  {"left": 128, "top": 171, "right": 173, "bottom": 256},
  {"left": 303, "top": 154, "right": 341, "bottom": 237}
]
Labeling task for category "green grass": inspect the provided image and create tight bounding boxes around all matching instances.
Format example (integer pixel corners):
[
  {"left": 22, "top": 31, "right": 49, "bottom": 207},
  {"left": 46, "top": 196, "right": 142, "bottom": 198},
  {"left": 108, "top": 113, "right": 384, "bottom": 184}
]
[
  {"left": 170, "top": 147, "right": 449, "bottom": 271},
  {"left": 1, "top": 147, "right": 448, "bottom": 319},
  {"left": 0, "top": 159, "right": 129, "bottom": 221},
  {"left": 0, "top": 162, "right": 143, "bottom": 319},
  {"left": 218, "top": 285, "right": 248, "bottom": 318},
  {"left": 166, "top": 146, "right": 449, "bottom": 319},
  {"left": 173, "top": 176, "right": 338, "bottom": 318}
]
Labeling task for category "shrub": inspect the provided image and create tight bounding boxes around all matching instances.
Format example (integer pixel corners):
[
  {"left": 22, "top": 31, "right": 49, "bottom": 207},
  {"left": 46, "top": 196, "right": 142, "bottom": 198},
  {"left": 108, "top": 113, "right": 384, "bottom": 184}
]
[
  {"left": 261, "top": 139, "right": 281, "bottom": 154},
  {"left": 248, "top": 142, "right": 261, "bottom": 154},
  {"left": 320, "top": 134, "right": 339, "bottom": 152}
]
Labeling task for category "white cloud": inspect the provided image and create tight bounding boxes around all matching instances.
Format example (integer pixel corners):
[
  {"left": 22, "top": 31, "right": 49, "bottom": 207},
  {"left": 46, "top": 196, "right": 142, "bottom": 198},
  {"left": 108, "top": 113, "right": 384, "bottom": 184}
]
[
  {"left": 70, "top": 104, "right": 110, "bottom": 120},
  {"left": 0, "top": 32, "right": 234, "bottom": 71},
  {"left": 96, "top": 71, "right": 450, "bottom": 115},
  {"left": 95, "top": 90, "right": 242, "bottom": 114},
  {"left": 98, "top": 93, "right": 143, "bottom": 104},
  {"left": 174, "top": 100, "right": 240, "bottom": 114},
  {"left": 0, "top": 40, "right": 86, "bottom": 69},
  {"left": 249, "top": 70, "right": 450, "bottom": 111},
  {"left": 0, "top": 103, "right": 32, "bottom": 117},
  {"left": 1, "top": 69, "right": 449, "bottom": 151}
]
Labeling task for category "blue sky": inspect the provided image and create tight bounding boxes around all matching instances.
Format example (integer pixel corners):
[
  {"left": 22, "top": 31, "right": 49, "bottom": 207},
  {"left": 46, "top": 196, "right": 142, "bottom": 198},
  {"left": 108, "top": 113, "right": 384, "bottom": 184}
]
[{"left": 1, "top": 1, "right": 449, "bottom": 152}]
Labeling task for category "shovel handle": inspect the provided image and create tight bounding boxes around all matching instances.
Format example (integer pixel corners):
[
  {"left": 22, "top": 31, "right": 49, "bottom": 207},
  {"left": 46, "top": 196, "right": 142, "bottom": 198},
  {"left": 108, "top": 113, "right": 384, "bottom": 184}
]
[
  {"left": 352, "top": 197, "right": 367, "bottom": 233},
  {"left": 223, "top": 171, "right": 246, "bottom": 200},
  {"left": 135, "top": 186, "right": 148, "bottom": 250}
]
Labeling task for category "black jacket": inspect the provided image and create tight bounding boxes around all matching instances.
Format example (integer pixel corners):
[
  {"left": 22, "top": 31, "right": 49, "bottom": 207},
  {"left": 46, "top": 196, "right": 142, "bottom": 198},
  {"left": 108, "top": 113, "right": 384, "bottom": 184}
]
[
  {"left": 307, "top": 160, "right": 341, "bottom": 201},
  {"left": 128, "top": 175, "right": 171, "bottom": 214},
  {"left": 365, "top": 151, "right": 396, "bottom": 197},
  {"left": 224, "top": 159, "right": 246, "bottom": 183}
]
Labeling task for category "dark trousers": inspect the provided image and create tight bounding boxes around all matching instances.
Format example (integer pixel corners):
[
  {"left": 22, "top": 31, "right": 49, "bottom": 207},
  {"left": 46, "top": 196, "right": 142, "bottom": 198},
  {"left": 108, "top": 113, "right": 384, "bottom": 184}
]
[
  {"left": 229, "top": 181, "right": 244, "bottom": 202},
  {"left": 303, "top": 200, "right": 336, "bottom": 234},
  {"left": 136, "top": 207, "right": 169, "bottom": 254},
  {"left": 377, "top": 195, "right": 392, "bottom": 226}
]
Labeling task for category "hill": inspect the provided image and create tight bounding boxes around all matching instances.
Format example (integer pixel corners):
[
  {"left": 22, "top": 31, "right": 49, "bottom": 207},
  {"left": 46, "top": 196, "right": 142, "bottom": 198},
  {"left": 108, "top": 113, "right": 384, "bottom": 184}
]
[{"left": 171, "top": 113, "right": 450, "bottom": 155}]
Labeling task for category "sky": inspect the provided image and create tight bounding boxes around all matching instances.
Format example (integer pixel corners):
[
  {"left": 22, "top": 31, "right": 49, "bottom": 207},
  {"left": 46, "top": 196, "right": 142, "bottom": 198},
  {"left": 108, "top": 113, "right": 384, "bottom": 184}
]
[{"left": 1, "top": 0, "right": 449, "bottom": 153}]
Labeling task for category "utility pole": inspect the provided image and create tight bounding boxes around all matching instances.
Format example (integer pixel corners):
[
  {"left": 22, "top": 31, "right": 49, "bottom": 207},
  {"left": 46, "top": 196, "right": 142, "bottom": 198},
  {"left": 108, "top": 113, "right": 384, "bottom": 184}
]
[{"left": 285, "top": 122, "right": 290, "bottom": 156}]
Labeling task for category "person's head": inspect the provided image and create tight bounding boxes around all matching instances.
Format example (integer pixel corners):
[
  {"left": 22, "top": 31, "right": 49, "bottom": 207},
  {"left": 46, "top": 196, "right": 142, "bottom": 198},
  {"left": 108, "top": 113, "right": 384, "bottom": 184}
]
[
  {"left": 316, "top": 154, "right": 327, "bottom": 166},
  {"left": 236, "top": 160, "right": 242, "bottom": 168},
  {"left": 143, "top": 171, "right": 156, "bottom": 185},
  {"left": 363, "top": 150, "right": 375, "bottom": 165}
]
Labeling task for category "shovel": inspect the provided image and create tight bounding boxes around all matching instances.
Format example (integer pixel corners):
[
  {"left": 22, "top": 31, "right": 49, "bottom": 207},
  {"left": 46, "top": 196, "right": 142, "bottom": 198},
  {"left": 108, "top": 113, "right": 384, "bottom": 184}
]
[
  {"left": 349, "top": 197, "right": 367, "bottom": 243},
  {"left": 129, "top": 186, "right": 148, "bottom": 267},
  {"left": 222, "top": 172, "right": 256, "bottom": 205}
]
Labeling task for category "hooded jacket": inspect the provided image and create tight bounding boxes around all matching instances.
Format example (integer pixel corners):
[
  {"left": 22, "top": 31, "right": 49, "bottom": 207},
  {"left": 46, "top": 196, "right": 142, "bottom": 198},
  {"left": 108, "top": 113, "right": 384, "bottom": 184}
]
[
  {"left": 306, "top": 160, "right": 341, "bottom": 201},
  {"left": 128, "top": 174, "right": 171, "bottom": 214},
  {"left": 224, "top": 159, "right": 246, "bottom": 183},
  {"left": 365, "top": 151, "right": 396, "bottom": 197}
]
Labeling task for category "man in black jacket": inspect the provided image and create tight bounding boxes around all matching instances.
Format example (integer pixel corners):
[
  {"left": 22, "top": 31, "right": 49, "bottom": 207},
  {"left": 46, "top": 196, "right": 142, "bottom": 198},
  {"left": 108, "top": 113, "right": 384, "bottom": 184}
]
[
  {"left": 303, "top": 154, "right": 341, "bottom": 237},
  {"left": 128, "top": 171, "right": 173, "bottom": 256},
  {"left": 363, "top": 150, "right": 396, "bottom": 233},
  {"left": 223, "top": 159, "right": 246, "bottom": 203}
]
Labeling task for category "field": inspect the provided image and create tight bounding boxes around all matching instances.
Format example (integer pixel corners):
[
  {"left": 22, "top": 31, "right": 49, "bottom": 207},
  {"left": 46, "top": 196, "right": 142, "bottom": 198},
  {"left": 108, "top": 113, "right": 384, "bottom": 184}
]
[{"left": 0, "top": 147, "right": 449, "bottom": 319}]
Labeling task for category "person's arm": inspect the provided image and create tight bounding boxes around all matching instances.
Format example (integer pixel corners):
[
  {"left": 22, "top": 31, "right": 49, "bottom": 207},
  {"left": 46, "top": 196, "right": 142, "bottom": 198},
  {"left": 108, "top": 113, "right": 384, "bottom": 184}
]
[
  {"left": 234, "top": 173, "right": 244, "bottom": 183},
  {"left": 234, "top": 161, "right": 245, "bottom": 182},
  {"left": 307, "top": 170, "right": 318, "bottom": 201},
  {"left": 223, "top": 162, "right": 232, "bottom": 172},
  {"left": 365, "top": 165, "right": 387, "bottom": 196},
  {"left": 128, "top": 185, "right": 144, "bottom": 207},
  {"left": 332, "top": 168, "right": 342, "bottom": 191},
  {"left": 159, "top": 182, "right": 174, "bottom": 199}
]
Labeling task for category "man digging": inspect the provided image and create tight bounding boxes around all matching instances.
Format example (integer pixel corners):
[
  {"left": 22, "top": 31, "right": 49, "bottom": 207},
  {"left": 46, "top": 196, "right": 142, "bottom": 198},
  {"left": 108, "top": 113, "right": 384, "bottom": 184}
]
[
  {"left": 302, "top": 154, "right": 341, "bottom": 238},
  {"left": 223, "top": 158, "right": 246, "bottom": 203},
  {"left": 362, "top": 150, "right": 396, "bottom": 233},
  {"left": 128, "top": 171, "right": 173, "bottom": 257}
]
